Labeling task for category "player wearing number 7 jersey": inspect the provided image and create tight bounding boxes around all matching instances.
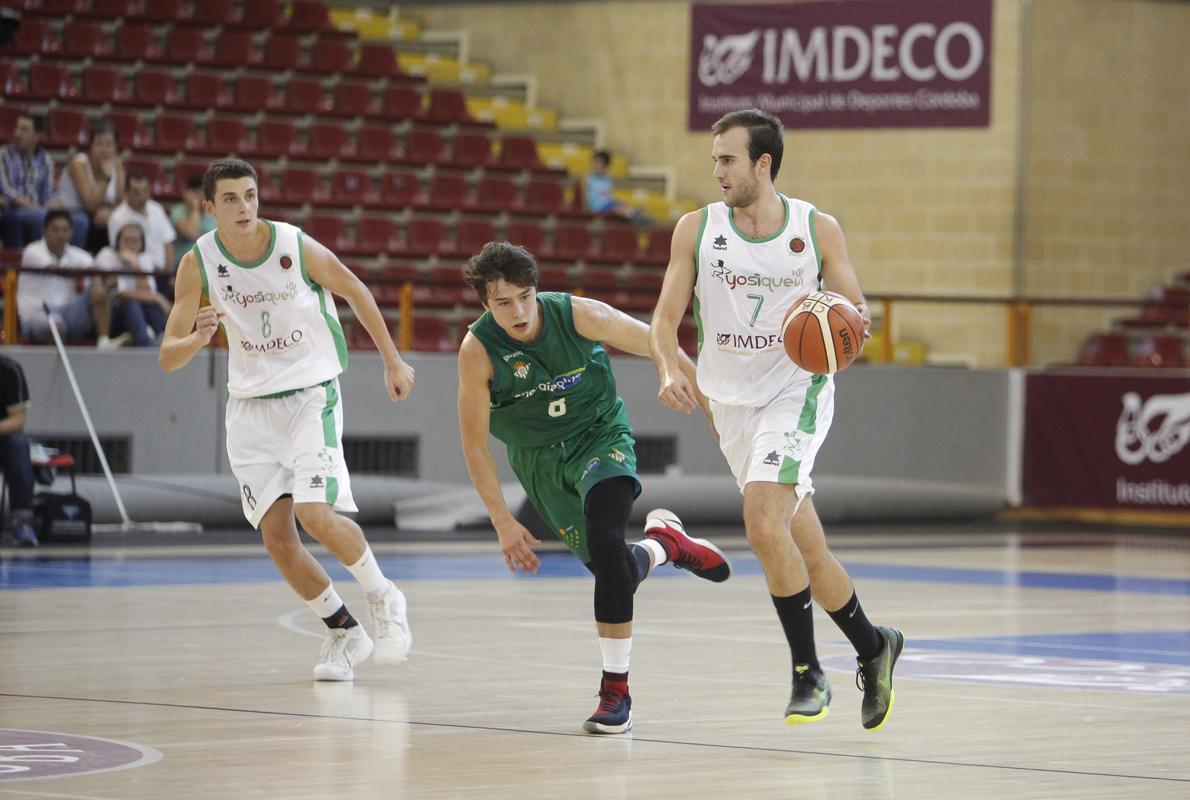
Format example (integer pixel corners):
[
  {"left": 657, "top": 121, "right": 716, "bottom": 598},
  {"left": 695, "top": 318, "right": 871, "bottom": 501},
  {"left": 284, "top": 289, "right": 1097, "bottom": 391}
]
[
  {"left": 159, "top": 158, "right": 416, "bottom": 683},
  {"left": 458, "top": 241, "right": 732, "bottom": 734}
]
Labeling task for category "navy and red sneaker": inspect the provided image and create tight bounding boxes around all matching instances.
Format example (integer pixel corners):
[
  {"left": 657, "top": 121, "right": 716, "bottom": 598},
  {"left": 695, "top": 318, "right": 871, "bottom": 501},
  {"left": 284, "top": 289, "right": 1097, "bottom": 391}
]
[
  {"left": 644, "top": 508, "right": 731, "bottom": 583},
  {"left": 583, "top": 673, "right": 633, "bottom": 734}
]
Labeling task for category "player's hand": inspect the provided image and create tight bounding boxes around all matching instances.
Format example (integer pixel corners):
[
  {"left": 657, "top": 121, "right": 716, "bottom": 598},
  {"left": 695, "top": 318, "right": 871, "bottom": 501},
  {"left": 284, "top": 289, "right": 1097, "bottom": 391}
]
[
  {"left": 384, "top": 357, "right": 415, "bottom": 401},
  {"left": 658, "top": 370, "right": 699, "bottom": 414},
  {"left": 494, "top": 519, "right": 542, "bottom": 574},
  {"left": 855, "top": 302, "right": 873, "bottom": 340},
  {"left": 193, "top": 305, "right": 221, "bottom": 345}
]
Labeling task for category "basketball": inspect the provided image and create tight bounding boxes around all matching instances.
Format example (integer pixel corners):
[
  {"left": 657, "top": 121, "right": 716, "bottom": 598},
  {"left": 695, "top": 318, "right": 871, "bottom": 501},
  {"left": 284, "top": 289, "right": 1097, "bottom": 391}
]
[{"left": 781, "top": 291, "right": 865, "bottom": 374}]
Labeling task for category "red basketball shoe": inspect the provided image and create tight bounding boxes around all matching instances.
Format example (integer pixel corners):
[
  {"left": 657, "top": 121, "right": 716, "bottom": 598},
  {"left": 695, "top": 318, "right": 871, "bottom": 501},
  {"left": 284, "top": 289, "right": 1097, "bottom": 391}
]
[{"left": 643, "top": 509, "right": 731, "bottom": 582}]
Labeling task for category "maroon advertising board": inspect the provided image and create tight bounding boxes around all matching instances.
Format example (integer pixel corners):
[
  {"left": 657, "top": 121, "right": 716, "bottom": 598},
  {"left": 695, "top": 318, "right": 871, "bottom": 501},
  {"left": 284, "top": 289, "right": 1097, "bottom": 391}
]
[
  {"left": 690, "top": 0, "right": 993, "bottom": 130},
  {"left": 1023, "top": 373, "right": 1190, "bottom": 510}
]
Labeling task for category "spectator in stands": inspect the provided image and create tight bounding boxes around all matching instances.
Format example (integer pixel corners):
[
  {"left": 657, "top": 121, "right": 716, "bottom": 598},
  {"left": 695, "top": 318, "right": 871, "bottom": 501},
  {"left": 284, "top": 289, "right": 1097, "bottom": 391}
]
[
  {"left": 0, "top": 354, "right": 38, "bottom": 547},
  {"left": 170, "top": 174, "right": 215, "bottom": 270},
  {"left": 0, "top": 113, "right": 54, "bottom": 249},
  {"left": 95, "top": 222, "right": 171, "bottom": 347},
  {"left": 584, "top": 150, "right": 649, "bottom": 225},
  {"left": 54, "top": 121, "right": 124, "bottom": 253},
  {"left": 16, "top": 209, "right": 123, "bottom": 349},
  {"left": 107, "top": 170, "right": 176, "bottom": 288}
]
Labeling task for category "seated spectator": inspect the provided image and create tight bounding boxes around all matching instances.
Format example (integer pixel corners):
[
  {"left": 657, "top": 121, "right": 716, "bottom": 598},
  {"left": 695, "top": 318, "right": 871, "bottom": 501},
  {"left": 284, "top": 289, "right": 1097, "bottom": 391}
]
[
  {"left": 0, "top": 113, "right": 54, "bottom": 249},
  {"left": 107, "top": 170, "right": 176, "bottom": 291},
  {"left": 54, "top": 121, "right": 124, "bottom": 253},
  {"left": 0, "top": 354, "right": 38, "bottom": 547},
  {"left": 170, "top": 174, "right": 215, "bottom": 270},
  {"left": 16, "top": 209, "right": 123, "bottom": 349},
  {"left": 95, "top": 222, "right": 171, "bottom": 347},
  {"left": 584, "top": 149, "right": 649, "bottom": 225}
]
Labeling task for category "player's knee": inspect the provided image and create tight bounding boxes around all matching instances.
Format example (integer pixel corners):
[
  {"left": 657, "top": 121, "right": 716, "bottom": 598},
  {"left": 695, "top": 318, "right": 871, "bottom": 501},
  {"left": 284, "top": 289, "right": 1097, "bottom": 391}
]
[{"left": 293, "top": 501, "right": 335, "bottom": 537}]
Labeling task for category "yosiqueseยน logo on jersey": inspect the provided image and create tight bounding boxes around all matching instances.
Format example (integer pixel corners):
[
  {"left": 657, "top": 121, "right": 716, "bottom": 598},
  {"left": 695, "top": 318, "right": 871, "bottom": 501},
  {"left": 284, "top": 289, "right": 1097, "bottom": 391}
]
[
  {"left": 711, "top": 260, "right": 804, "bottom": 292},
  {"left": 221, "top": 281, "right": 301, "bottom": 310},
  {"left": 1114, "top": 391, "right": 1190, "bottom": 507}
]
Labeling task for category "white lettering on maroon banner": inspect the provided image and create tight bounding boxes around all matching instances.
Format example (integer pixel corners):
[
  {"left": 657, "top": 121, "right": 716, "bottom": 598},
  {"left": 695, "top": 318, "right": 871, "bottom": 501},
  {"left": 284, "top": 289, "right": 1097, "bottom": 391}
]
[{"left": 690, "top": 0, "right": 992, "bottom": 130}]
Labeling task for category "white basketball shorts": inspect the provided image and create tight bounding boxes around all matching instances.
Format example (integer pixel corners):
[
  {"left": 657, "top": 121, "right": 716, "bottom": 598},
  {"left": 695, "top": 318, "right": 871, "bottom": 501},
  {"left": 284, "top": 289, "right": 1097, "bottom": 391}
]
[
  {"left": 225, "top": 379, "right": 357, "bottom": 528},
  {"left": 710, "top": 373, "right": 835, "bottom": 499}
]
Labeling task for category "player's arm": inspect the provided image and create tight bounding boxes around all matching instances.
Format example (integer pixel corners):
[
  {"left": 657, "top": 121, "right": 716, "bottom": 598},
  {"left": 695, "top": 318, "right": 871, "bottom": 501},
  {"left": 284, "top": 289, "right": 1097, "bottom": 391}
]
[
  {"left": 814, "top": 211, "right": 871, "bottom": 338},
  {"left": 457, "top": 334, "right": 541, "bottom": 574},
  {"left": 649, "top": 210, "right": 702, "bottom": 414},
  {"left": 159, "top": 251, "right": 219, "bottom": 372},
  {"left": 572, "top": 295, "right": 708, "bottom": 419},
  {"left": 302, "top": 235, "right": 415, "bottom": 400}
]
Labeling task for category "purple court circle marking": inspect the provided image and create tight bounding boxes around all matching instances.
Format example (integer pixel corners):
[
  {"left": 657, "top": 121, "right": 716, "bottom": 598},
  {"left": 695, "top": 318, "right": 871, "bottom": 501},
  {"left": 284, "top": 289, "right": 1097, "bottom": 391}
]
[{"left": 0, "top": 729, "right": 162, "bottom": 782}]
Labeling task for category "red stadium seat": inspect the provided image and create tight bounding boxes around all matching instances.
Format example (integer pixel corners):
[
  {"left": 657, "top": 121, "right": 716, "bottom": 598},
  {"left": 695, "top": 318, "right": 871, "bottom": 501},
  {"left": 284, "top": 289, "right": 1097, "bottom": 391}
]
[
  {"left": 106, "top": 111, "right": 149, "bottom": 150},
  {"left": 278, "top": 167, "right": 322, "bottom": 205},
  {"left": 326, "top": 169, "right": 376, "bottom": 208},
  {"left": 143, "top": 0, "right": 186, "bottom": 23},
  {"left": 377, "top": 171, "right": 423, "bottom": 209},
  {"left": 593, "top": 225, "right": 640, "bottom": 264},
  {"left": 328, "top": 82, "right": 372, "bottom": 118},
  {"left": 496, "top": 136, "right": 541, "bottom": 171},
  {"left": 254, "top": 120, "right": 302, "bottom": 158},
  {"left": 5, "top": 18, "right": 54, "bottom": 56},
  {"left": 505, "top": 220, "right": 546, "bottom": 254},
  {"left": 284, "top": 78, "right": 328, "bottom": 115},
  {"left": 210, "top": 29, "right": 261, "bottom": 68},
  {"left": 302, "top": 214, "right": 350, "bottom": 251},
  {"left": 522, "top": 178, "right": 567, "bottom": 215},
  {"left": 124, "top": 157, "right": 167, "bottom": 195},
  {"left": 286, "top": 0, "right": 330, "bottom": 32},
  {"left": 239, "top": 0, "right": 283, "bottom": 28},
  {"left": 45, "top": 107, "right": 89, "bottom": 149},
  {"left": 310, "top": 37, "right": 352, "bottom": 74},
  {"left": 163, "top": 26, "right": 208, "bottom": 65},
  {"left": 81, "top": 66, "right": 130, "bottom": 103},
  {"left": 402, "top": 217, "right": 447, "bottom": 257},
  {"left": 182, "top": 72, "right": 232, "bottom": 110},
  {"left": 423, "top": 174, "right": 468, "bottom": 212},
  {"left": 231, "top": 75, "right": 280, "bottom": 113},
  {"left": 1077, "top": 332, "right": 1129, "bottom": 368},
  {"left": 146, "top": 114, "right": 202, "bottom": 154},
  {"left": 112, "top": 24, "right": 161, "bottom": 62},
  {"left": 411, "top": 316, "right": 456, "bottom": 352},
  {"left": 356, "top": 42, "right": 399, "bottom": 78},
  {"left": 263, "top": 32, "right": 305, "bottom": 71},
  {"left": 421, "top": 88, "right": 475, "bottom": 125},
  {"left": 450, "top": 218, "right": 497, "bottom": 259},
  {"left": 90, "top": 0, "right": 140, "bottom": 18},
  {"left": 398, "top": 128, "right": 447, "bottom": 166},
  {"left": 641, "top": 227, "right": 672, "bottom": 266},
  {"left": 27, "top": 63, "right": 78, "bottom": 101},
  {"left": 191, "top": 0, "right": 238, "bottom": 26},
  {"left": 473, "top": 176, "right": 518, "bottom": 212},
  {"left": 62, "top": 22, "right": 111, "bottom": 59},
  {"left": 355, "top": 125, "right": 397, "bottom": 162},
  {"left": 131, "top": 69, "right": 181, "bottom": 107},
  {"left": 354, "top": 217, "right": 400, "bottom": 254},
  {"left": 203, "top": 116, "right": 250, "bottom": 155},
  {"left": 376, "top": 85, "right": 422, "bottom": 121},
  {"left": 551, "top": 223, "right": 593, "bottom": 262},
  {"left": 450, "top": 132, "right": 492, "bottom": 169},
  {"left": 1131, "top": 333, "right": 1186, "bottom": 368},
  {"left": 306, "top": 122, "right": 352, "bottom": 160},
  {"left": 0, "top": 63, "right": 22, "bottom": 99},
  {"left": 172, "top": 160, "right": 208, "bottom": 196}
]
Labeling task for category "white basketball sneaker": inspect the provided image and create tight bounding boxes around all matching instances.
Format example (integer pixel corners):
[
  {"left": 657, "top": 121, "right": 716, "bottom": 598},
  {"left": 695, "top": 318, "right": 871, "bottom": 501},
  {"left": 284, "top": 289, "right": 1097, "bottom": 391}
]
[
  {"left": 313, "top": 625, "right": 373, "bottom": 681},
  {"left": 367, "top": 581, "right": 412, "bottom": 665}
]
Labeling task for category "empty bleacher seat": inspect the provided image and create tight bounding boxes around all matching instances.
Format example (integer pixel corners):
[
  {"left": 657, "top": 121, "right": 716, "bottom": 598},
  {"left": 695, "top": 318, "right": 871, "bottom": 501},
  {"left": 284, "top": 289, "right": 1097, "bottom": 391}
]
[
  {"left": 284, "top": 77, "right": 329, "bottom": 115},
  {"left": 131, "top": 69, "right": 181, "bottom": 107},
  {"left": 163, "top": 26, "right": 208, "bottom": 64},
  {"left": 1077, "top": 332, "right": 1129, "bottom": 368},
  {"left": 182, "top": 72, "right": 232, "bottom": 110},
  {"left": 310, "top": 37, "right": 353, "bottom": 74},
  {"left": 505, "top": 219, "right": 546, "bottom": 254},
  {"left": 306, "top": 122, "right": 352, "bottom": 159},
  {"left": 1131, "top": 333, "right": 1186, "bottom": 368},
  {"left": 254, "top": 119, "right": 302, "bottom": 158},
  {"left": 27, "top": 63, "right": 78, "bottom": 101},
  {"left": 263, "top": 32, "right": 305, "bottom": 71},
  {"left": 357, "top": 42, "right": 400, "bottom": 79},
  {"left": 376, "top": 85, "right": 422, "bottom": 121},
  {"left": 191, "top": 0, "right": 238, "bottom": 26},
  {"left": 474, "top": 175, "right": 518, "bottom": 212},
  {"left": 45, "top": 107, "right": 89, "bottom": 149},
  {"left": 355, "top": 125, "right": 397, "bottom": 162},
  {"left": 62, "top": 22, "right": 111, "bottom": 59},
  {"left": 328, "top": 81, "right": 372, "bottom": 117},
  {"left": 112, "top": 23, "right": 161, "bottom": 62}
]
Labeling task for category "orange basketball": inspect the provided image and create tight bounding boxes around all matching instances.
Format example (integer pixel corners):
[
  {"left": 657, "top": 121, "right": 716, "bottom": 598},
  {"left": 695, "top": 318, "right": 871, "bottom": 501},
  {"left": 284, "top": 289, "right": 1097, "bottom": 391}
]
[{"left": 781, "top": 291, "right": 865, "bottom": 374}]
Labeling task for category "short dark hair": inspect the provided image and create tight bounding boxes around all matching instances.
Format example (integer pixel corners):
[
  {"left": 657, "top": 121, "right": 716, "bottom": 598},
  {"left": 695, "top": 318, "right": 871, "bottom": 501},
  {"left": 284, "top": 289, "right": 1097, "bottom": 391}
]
[
  {"left": 43, "top": 208, "right": 72, "bottom": 230},
  {"left": 203, "top": 158, "right": 258, "bottom": 202},
  {"left": 20, "top": 113, "right": 45, "bottom": 134},
  {"left": 711, "top": 109, "right": 784, "bottom": 181},
  {"left": 125, "top": 169, "right": 149, "bottom": 190},
  {"left": 186, "top": 173, "right": 204, "bottom": 191},
  {"left": 593, "top": 150, "right": 611, "bottom": 167},
  {"left": 88, "top": 120, "right": 117, "bottom": 146},
  {"left": 463, "top": 241, "right": 539, "bottom": 305}
]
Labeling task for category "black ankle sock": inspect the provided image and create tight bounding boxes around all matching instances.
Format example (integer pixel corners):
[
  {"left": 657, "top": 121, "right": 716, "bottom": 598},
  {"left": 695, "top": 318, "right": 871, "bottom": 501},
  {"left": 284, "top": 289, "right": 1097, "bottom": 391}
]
[
  {"left": 771, "top": 588, "right": 819, "bottom": 669},
  {"left": 826, "top": 591, "right": 882, "bottom": 661},
  {"left": 322, "top": 604, "right": 359, "bottom": 630}
]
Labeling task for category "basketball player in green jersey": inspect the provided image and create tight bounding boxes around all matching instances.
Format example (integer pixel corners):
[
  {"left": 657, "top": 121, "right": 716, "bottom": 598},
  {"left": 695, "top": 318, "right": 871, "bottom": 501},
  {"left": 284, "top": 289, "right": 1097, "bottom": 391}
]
[
  {"left": 651, "top": 110, "right": 904, "bottom": 730},
  {"left": 458, "top": 241, "right": 731, "bottom": 734},
  {"left": 160, "top": 159, "right": 416, "bottom": 682}
]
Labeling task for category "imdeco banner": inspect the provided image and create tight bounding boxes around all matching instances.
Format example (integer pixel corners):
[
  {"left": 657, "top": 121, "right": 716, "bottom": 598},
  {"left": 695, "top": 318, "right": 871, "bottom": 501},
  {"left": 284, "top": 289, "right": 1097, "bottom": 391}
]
[
  {"left": 690, "top": 0, "right": 993, "bottom": 130},
  {"left": 1022, "top": 374, "right": 1190, "bottom": 510}
]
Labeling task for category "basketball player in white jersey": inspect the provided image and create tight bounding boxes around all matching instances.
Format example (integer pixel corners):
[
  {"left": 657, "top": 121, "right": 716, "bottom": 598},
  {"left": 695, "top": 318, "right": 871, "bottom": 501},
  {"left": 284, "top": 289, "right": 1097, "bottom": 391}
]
[
  {"left": 159, "top": 159, "right": 416, "bottom": 682},
  {"left": 650, "top": 110, "right": 903, "bottom": 730}
]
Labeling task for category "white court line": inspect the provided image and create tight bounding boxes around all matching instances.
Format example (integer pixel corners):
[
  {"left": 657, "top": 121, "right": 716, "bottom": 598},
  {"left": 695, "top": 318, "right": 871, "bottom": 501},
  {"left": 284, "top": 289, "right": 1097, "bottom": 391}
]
[{"left": 0, "top": 790, "right": 124, "bottom": 800}]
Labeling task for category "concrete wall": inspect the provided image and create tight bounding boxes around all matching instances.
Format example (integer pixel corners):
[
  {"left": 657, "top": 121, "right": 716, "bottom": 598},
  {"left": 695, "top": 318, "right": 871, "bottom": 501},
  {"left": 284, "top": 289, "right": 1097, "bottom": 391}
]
[{"left": 12, "top": 347, "right": 1014, "bottom": 497}]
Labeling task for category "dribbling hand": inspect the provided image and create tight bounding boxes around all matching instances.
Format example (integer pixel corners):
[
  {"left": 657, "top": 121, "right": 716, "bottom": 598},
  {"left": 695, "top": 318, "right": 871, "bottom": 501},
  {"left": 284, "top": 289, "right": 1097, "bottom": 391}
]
[
  {"left": 855, "top": 302, "right": 873, "bottom": 340},
  {"left": 193, "top": 305, "right": 221, "bottom": 345}
]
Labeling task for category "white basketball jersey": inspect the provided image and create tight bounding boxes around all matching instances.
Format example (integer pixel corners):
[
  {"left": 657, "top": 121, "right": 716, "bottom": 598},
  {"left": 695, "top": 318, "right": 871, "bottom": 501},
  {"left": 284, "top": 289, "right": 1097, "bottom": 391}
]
[
  {"left": 194, "top": 220, "right": 347, "bottom": 398},
  {"left": 693, "top": 194, "right": 822, "bottom": 406}
]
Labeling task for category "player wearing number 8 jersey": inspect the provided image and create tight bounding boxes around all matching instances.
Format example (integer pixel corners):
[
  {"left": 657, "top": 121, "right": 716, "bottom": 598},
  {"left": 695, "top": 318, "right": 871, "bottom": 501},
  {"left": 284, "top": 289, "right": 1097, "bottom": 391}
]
[
  {"left": 650, "top": 110, "right": 904, "bottom": 730},
  {"left": 458, "top": 241, "right": 732, "bottom": 734},
  {"left": 160, "top": 158, "right": 416, "bottom": 683}
]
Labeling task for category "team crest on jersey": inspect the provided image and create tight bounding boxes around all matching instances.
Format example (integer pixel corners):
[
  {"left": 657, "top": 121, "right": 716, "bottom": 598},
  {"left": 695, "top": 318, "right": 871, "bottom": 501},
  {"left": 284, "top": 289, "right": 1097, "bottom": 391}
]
[
  {"left": 217, "top": 264, "right": 230, "bottom": 277},
  {"left": 783, "top": 430, "right": 808, "bottom": 460},
  {"left": 512, "top": 361, "right": 530, "bottom": 380},
  {"left": 712, "top": 235, "right": 728, "bottom": 251},
  {"left": 789, "top": 237, "right": 805, "bottom": 254},
  {"left": 280, "top": 255, "right": 293, "bottom": 270},
  {"left": 609, "top": 448, "right": 627, "bottom": 463}
]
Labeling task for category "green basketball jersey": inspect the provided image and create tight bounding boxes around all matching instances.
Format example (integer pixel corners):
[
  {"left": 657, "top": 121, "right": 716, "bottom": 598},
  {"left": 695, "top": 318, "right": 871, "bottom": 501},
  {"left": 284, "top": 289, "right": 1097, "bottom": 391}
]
[{"left": 468, "top": 292, "right": 626, "bottom": 448}]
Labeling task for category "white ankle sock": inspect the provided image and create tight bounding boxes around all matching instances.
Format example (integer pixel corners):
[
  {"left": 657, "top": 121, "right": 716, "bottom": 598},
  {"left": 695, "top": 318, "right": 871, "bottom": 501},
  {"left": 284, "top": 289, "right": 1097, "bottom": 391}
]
[
  {"left": 599, "top": 637, "right": 632, "bottom": 674},
  {"left": 638, "top": 538, "right": 668, "bottom": 571},
  {"left": 306, "top": 583, "right": 344, "bottom": 619},
  {"left": 347, "top": 545, "right": 389, "bottom": 595}
]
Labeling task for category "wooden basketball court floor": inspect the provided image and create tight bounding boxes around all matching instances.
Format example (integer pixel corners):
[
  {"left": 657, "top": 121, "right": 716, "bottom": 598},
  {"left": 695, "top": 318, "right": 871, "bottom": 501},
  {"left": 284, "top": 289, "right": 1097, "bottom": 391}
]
[{"left": 1, "top": 524, "right": 1188, "bottom": 799}]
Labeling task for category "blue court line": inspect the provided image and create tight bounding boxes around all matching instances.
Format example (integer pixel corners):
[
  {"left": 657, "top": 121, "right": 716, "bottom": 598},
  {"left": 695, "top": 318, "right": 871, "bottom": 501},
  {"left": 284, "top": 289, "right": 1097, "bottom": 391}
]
[
  {"left": 909, "top": 631, "right": 1190, "bottom": 667},
  {"left": 2, "top": 550, "right": 1190, "bottom": 596}
]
